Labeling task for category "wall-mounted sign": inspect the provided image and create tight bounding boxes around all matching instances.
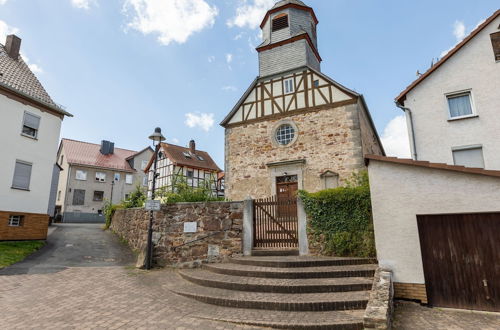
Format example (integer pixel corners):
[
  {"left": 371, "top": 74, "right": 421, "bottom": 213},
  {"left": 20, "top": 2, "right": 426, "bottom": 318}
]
[
  {"left": 145, "top": 200, "right": 161, "bottom": 211},
  {"left": 208, "top": 245, "right": 220, "bottom": 257},
  {"left": 183, "top": 222, "right": 197, "bottom": 233}
]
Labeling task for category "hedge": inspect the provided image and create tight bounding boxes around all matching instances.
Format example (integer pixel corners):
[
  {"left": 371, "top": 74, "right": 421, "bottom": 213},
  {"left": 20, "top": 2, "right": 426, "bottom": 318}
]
[{"left": 298, "top": 171, "right": 376, "bottom": 257}]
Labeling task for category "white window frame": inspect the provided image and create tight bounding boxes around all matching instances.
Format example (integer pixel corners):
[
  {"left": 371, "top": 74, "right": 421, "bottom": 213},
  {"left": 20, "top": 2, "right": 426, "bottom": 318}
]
[
  {"left": 284, "top": 78, "right": 294, "bottom": 94},
  {"left": 21, "top": 111, "right": 41, "bottom": 139},
  {"left": 95, "top": 172, "right": 106, "bottom": 182},
  {"left": 142, "top": 176, "right": 148, "bottom": 187},
  {"left": 445, "top": 90, "right": 477, "bottom": 121},
  {"left": 452, "top": 145, "right": 485, "bottom": 168},
  {"left": 125, "top": 174, "right": 133, "bottom": 185},
  {"left": 114, "top": 173, "right": 121, "bottom": 182},
  {"left": 141, "top": 160, "right": 148, "bottom": 170},
  {"left": 75, "top": 170, "right": 87, "bottom": 181},
  {"left": 8, "top": 215, "right": 23, "bottom": 227}
]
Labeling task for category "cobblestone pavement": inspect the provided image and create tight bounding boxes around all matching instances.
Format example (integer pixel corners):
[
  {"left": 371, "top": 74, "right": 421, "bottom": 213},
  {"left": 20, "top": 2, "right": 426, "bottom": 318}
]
[{"left": 393, "top": 300, "right": 500, "bottom": 330}]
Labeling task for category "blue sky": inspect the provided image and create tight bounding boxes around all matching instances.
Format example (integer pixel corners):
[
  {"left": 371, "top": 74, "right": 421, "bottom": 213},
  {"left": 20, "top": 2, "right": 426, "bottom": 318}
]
[{"left": 1, "top": 0, "right": 498, "bottom": 167}]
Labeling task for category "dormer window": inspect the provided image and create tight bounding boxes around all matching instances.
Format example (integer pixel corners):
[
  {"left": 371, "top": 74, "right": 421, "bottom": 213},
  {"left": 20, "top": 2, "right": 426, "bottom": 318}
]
[
  {"left": 272, "top": 14, "right": 288, "bottom": 32},
  {"left": 183, "top": 151, "right": 191, "bottom": 159}
]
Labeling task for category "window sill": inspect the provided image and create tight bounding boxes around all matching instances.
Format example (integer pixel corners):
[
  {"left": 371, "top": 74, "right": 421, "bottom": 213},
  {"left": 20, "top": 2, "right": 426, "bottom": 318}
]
[
  {"left": 11, "top": 186, "right": 30, "bottom": 191},
  {"left": 20, "top": 133, "right": 38, "bottom": 140},
  {"left": 448, "top": 114, "right": 478, "bottom": 122}
]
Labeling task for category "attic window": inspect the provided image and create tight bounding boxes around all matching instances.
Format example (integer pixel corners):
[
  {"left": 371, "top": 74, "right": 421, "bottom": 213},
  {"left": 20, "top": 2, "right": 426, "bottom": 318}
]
[
  {"left": 491, "top": 32, "right": 500, "bottom": 61},
  {"left": 272, "top": 14, "right": 288, "bottom": 32},
  {"left": 196, "top": 155, "right": 204, "bottom": 161},
  {"left": 183, "top": 151, "right": 191, "bottom": 159}
]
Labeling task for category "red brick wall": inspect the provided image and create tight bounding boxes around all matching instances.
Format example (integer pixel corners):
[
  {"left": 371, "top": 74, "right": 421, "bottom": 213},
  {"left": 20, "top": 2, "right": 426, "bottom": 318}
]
[{"left": 0, "top": 211, "right": 49, "bottom": 240}]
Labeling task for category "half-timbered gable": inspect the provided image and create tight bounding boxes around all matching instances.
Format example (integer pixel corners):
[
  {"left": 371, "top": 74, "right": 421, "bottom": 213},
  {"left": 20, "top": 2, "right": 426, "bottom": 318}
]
[
  {"left": 145, "top": 140, "right": 222, "bottom": 196},
  {"left": 221, "top": 0, "right": 384, "bottom": 201}
]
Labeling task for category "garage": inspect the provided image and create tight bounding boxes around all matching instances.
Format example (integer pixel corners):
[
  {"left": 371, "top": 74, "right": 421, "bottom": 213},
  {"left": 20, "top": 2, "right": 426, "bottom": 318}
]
[
  {"left": 417, "top": 213, "right": 499, "bottom": 311},
  {"left": 366, "top": 155, "right": 500, "bottom": 311}
]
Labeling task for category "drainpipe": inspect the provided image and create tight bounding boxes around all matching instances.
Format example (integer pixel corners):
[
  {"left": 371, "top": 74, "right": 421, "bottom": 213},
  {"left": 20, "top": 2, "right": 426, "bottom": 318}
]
[{"left": 395, "top": 101, "right": 418, "bottom": 160}]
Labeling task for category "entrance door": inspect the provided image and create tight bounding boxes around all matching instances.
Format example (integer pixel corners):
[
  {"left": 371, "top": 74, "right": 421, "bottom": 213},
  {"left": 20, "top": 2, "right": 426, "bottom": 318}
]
[
  {"left": 276, "top": 175, "right": 298, "bottom": 217},
  {"left": 417, "top": 213, "right": 500, "bottom": 312}
]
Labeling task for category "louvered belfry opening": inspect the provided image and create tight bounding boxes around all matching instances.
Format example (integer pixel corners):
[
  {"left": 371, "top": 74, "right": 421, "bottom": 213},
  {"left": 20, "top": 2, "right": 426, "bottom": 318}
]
[{"left": 272, "top": 14, "right": 289, "bottom": 32}]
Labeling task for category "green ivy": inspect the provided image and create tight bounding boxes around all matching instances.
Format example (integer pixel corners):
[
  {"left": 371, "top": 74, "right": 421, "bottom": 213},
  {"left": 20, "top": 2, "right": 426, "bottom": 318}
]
[{"left": 299, "top": 171, "right": 375, "bottom": 257}]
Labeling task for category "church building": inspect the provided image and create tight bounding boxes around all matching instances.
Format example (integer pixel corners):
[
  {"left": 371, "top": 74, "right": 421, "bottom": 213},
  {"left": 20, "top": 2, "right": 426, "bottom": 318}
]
[{"left": 221, "top": 0, "right": 384, "bottom": 201}]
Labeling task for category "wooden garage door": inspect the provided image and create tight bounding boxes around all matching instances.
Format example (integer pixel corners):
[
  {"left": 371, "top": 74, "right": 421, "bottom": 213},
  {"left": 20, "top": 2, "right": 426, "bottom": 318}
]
[{"left": 417, "top": 213, "right": 499, "bottom": 312}]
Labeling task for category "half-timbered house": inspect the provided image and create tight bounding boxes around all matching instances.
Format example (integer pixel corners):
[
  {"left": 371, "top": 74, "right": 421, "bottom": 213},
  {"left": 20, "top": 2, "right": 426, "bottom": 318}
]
[
  {"left": 145, "top": 140, "right": 222, "bottom": 196},
  {"left": 221, "top": 0, "right": 384, "bottom": 201}
]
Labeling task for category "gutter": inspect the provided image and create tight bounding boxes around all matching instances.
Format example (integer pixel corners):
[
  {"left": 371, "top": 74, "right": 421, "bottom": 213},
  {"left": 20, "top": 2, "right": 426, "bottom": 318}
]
[{"left": 395, "top": 101, "right": 417, "bottom": 160}]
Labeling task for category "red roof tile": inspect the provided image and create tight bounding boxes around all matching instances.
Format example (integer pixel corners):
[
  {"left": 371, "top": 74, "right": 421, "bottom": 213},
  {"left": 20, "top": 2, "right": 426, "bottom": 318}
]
[{"left": 61, "top": 139, "right": 137, "bottom": 172}]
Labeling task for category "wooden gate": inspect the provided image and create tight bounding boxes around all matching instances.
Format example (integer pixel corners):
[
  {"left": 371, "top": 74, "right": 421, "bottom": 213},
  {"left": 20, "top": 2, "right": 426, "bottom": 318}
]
[
  {"left": 417, "top": 213, "right": 500, "bottom": 312},
  {"left": 253, "top": 195, "right": 298, "bottom": 248}
]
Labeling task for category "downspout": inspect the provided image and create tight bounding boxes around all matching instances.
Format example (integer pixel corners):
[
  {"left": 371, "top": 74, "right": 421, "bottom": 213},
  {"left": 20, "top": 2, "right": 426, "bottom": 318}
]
[{"left": 395, "top": 101, "right": 418, "bottom": 160}]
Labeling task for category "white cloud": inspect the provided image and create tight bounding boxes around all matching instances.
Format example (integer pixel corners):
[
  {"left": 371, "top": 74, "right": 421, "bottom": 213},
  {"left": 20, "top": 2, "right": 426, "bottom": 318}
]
[
  {"left": 233, "top": 32, "right": 244, "bottom": 40},
  {"left": 170, "top": 137, "right": 180, "bottom": 144},
  {"left": 227, "top": 0, "right": 276, "bottom": 29},
  {"left": 0, "top": 20, "right": 19, "bottom": 42},
  {"left": 0, "top": 0, "right": 8, "bottom": 5},
  {"left": 123, "top": 0, "right": 218, "bottom": 46},
  {"left": 225, "top": 53, "right": 233, "bottom": 63},
  {"left": 185, "top": 112, "right": 214, "bottom": 132},
  {"left": 453, "top": 20, "right": 465, "bottom": 41},
  {"left": 222, "top": 85, "right": 237, "bottom": 91},
  {"left": 380, "top": 115, "right": 411, "bottom": 158},
  {"left": 71, "top": 0, "right": 97, "bottom": 10},
  {"left": 207, "top": 55, "right": 215, "bottom": 63},
  {"left": 22, "top": 55, "right": 44, "bottom": 74}
]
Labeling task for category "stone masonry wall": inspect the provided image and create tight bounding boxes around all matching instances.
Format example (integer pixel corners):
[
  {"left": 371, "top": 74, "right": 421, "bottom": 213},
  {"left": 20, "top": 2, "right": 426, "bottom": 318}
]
[
  {"left": 110, "top": 201, "right": 244, "bottom": 268},
  {"left": 225, "top": 104, "right": 366, "bottom": 201}
]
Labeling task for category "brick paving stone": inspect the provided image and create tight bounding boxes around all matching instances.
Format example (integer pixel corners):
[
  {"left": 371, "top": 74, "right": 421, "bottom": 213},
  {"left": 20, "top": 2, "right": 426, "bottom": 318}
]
[{"left": 393, "top": 300, "right": 500, "bottom": 330}]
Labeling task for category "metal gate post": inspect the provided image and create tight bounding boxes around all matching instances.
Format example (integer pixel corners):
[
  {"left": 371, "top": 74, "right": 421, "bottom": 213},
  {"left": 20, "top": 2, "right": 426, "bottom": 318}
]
[{"left": 243, "top": 197, "right": 254, "bottom": 256}]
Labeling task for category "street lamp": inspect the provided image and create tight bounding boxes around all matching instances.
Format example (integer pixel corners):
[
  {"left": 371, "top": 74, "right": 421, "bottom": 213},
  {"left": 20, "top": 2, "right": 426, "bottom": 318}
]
[{"left": 145, "top": 127, "right": 166, "bottom": 270}]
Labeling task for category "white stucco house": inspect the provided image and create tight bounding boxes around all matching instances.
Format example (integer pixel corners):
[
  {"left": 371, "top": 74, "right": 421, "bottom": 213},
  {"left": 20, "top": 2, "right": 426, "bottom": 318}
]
[
  {"left": 396, "top": 9, "right": 500, "bottom": 170},
  {"left": 0, "top": 35, "right": 72, "bottom": 240},
  {"left": 366, "top": 10, "right": 500, "bottom": 313}
]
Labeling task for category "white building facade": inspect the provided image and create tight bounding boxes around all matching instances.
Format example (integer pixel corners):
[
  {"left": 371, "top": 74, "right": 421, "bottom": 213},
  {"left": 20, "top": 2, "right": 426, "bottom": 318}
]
[{"left": 397, "top": 11, "right": 500, "bottom": 170}]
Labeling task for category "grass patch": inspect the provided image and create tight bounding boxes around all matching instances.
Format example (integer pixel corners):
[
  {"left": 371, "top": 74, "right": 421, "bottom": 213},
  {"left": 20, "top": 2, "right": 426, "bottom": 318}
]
[{"left": 0, "top": 240, "right": 46, "bottom": 269}]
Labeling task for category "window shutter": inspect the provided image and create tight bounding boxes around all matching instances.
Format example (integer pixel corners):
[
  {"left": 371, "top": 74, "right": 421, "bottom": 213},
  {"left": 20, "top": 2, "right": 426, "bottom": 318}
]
[
  {"left": 23, "top": 112, "right": 40, "bottom": 130},
  {"left": 12, "top": 161, "right": 32, "bottom": 189},
  {"left": 272, "top": 15, "right": 289, "bottom": 32},
  {"left": 491, "top": 32, "right": 500, "bottom": 61},
  {"left": 453, "top": 148, "right": 485, "bottom": 168}
]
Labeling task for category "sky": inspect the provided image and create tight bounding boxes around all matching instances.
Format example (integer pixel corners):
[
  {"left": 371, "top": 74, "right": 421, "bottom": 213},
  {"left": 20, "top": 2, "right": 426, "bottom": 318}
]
[{"left": 0, "top": 0, "right": 498, "bottom": 167}]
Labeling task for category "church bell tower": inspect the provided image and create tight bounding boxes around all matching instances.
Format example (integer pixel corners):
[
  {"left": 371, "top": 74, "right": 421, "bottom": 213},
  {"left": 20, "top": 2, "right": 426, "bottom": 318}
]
[{"left": 257, "top": 0, "right": 321, "bottom": 77}]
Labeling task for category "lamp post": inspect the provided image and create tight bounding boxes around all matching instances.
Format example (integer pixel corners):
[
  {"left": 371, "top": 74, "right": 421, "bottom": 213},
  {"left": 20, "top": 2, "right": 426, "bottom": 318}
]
[{"left": 145, "top": 127, "right": 166, "bottom": 270}]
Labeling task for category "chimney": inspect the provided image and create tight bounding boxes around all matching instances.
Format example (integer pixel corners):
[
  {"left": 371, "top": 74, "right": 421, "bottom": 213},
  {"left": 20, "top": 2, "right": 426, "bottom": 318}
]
[
  {"left": 5, "top": 35, "right": 21, "bottom": 60},
  {"left": 189, "top": 140, "right": 196, "bottom": 154},
  {"left": 100, "top": 140, "right": 115, "bottom": 155}
]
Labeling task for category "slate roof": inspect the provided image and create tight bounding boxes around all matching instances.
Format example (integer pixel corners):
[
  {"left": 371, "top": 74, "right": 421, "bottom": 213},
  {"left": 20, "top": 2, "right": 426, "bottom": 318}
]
[
  {"left": 145, "top": 143, "right": 221, "bottom": 173},
  {"left": 0, "top": 42, "right": 72, "bottom": 117},
  {"left": 365, "top": 155, "right": 500, "bottom": 178},
  {"left": 61, "top": 138, "right": 138, "bottom": 173},
  {"left": 396, "top": 9, "right": 500, "bottom": 104},
  {"left": 271, "top": 0, "right": 307, "bottom": 10}
]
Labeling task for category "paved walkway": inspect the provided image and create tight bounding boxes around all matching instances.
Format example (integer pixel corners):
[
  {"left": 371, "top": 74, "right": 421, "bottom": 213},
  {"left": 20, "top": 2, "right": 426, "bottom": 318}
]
[{"left": 393, "top": 300, "right": 500, "bottom": 330}]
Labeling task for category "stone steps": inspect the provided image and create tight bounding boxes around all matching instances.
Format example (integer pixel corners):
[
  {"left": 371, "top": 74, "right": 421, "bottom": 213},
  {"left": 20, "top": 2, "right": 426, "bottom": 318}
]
[
  {"left": 204, "top": 262, "right": 377, "bottom": 279},
  {"left": 179, "top": 269, "right": 373, "bottom": 293},
  {"left": 230, "top": 255, "right": 377, "bottom": 268},
  {"left": 169, "top": 277, "right": 369, "bottom": 311},
  {"left": 251, "top": 249, "right": 299, "bottom": 256}
]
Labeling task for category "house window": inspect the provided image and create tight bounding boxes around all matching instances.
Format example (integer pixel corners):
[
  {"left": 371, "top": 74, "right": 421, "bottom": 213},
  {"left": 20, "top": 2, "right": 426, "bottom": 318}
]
[
  {"left": 186, "top": 170, "right": 194, "bottom": 178},
  {"left": 183, "top": 151, "right": 191, "bottom": 159},
  {"left": 8, "top": 215, "right": 23, "bottom": 227},
  {"left": 114, "top": 173, "right": 120, "bottom": 182},
  {"left": 60, "top": 155, "right": 64, "bottom": 165},
  {"left": 124, "top": 194, "right": 130, "bottom": 200},
  {"left": 141, "top": 160, "right": 148, "bottom": 170},
  {"left": 275, "top": 124, "right": 295, "bottom": 145},
  {"left": 93, "top": 190, "right": 104, "bottom": 201},
  {"left": 12, "top": 160, "right": 32, "bottom": 190},
  {"left": 21, "top": 112, "right": 40, "bottom": 139},
  {"left": 284, "top": 78, "right": 294, "bottom": 94},
  {"left": 125, "top": 174, "right": 133, "bottom": 184},
  {"left": 321, "top": 172, "right": 339, "bottom": 189},
  {"left": 57, "top": 190, "right": 61, "bottom": 201},
  {"left": 75, "top": 170, "right": 87, "bottom": 181},
  {"left": 313, "top": 80, "right": 320, "bottom": 87},
  {"left": 490, "top": 31, "right": 500, "bottom": 61},
  {"left": 196, "top": 155, "right": 204, "bottom": 161},
  {"left": 453, "top": 146, "right": 484, "bottom": 168},
  {"left": 142, "top": 176, "right": 148, "bottom": 186},
  {"left": 73, "top": 189, "right": 85, "bottom": 205},
  {"left": 272, "top": 14, "right": 288, "bottom": 32},
  {"left": 447, "top": 92, "right": 474, "bottom": 119},
  {"left": 95, "top": 172, "right": 106, "bottom": 182}
]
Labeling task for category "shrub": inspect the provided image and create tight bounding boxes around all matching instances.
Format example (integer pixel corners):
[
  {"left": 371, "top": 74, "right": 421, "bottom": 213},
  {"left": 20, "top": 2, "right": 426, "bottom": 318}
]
[
  {"left": 155, "top": 176, "right": 224, "bottom": 203},
  {"left": 299, "top": 170, "right": 375, "bottom": 257}
]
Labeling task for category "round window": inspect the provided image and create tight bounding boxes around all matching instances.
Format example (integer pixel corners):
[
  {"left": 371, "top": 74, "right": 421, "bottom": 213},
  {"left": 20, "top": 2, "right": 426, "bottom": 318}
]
[{"left": 275, "top": 124, "right": 295, "bottom": 145}]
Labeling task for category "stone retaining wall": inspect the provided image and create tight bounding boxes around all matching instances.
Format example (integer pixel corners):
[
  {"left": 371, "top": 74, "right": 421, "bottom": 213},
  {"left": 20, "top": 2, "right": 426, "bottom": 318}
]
[
  {"left": 364, "top": 268, "right": 394, "bottom": 329},
  {"left": 110, "top": 201, "right": 244, "bottom": 268}
]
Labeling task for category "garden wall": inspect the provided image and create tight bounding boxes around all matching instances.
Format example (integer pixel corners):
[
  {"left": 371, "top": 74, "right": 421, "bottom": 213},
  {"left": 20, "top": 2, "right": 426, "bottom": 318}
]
[{"left": 110, "top": 201, "right": 244, "bottom": 267}]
